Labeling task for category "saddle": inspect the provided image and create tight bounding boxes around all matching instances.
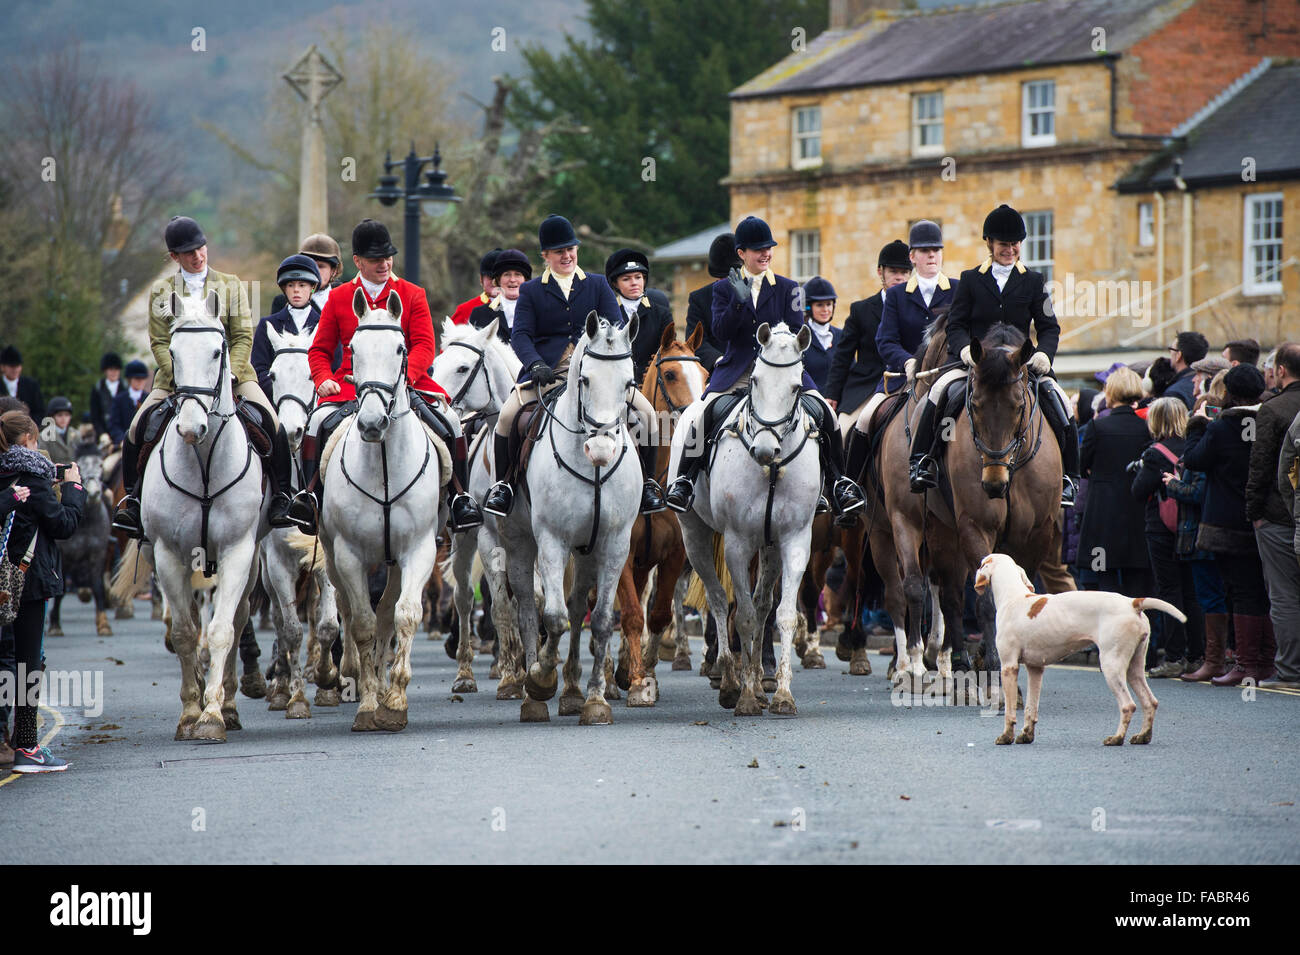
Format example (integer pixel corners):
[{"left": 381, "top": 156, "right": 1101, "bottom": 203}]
[
  {"left": 508, "top": 384, "right": 566, "bottom": 481},
  {"left": 234, "top": 398, "right": 273, "bottom": 458}
]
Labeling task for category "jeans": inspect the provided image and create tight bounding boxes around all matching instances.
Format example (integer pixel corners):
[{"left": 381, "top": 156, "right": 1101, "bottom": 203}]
[{"left": 1189, "top": 559, "right": 1225, "bottom": 614}]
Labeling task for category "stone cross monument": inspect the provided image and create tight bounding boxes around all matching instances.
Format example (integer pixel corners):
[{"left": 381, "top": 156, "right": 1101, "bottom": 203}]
[{"left": 283, "top": 45, "right": 343, "bottom": 242}]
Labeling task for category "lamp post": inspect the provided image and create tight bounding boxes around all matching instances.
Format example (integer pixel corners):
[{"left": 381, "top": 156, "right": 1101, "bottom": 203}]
[{"left": 369, "top": 143, "right": 461, "bottom": 287}]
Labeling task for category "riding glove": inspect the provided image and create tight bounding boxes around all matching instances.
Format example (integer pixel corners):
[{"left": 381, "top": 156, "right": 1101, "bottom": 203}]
[
  {"left": 529, "top": 361, "right": 557, "bottom": 387},
  {"left": 1027, "top": 351, "right": 1052, "bottom": 376},
  {"left": 960, "top": 345, "right": 975, "bottom": 368},
  {"left": 726, "top": 267, "right": 750, "bottom": 307}
]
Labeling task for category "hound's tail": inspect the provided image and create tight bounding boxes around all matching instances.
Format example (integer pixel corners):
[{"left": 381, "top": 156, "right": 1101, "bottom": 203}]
[
  {"left": 110, "top": 539, "right": 154, "bottom": 607},
  {"left": 1135, "top": 597, "right": 1187, "bottom": 623}
]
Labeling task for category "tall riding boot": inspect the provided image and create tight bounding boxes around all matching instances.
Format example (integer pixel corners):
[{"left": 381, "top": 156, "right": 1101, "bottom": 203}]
[
  {"left": 483, "top": 433, "right": 516, "bottom": 517},
  {"left": 637, "top": 442, "right": 666, "bottom": 514},
  {"left": 908, "top": 398, "right": 941, "bottom": 492},
  {"left": 447, "top": 437, "right": 484, "bottom": 532},
  {"left": 267, "top": 426, "right": 302, "bottom": 529},
  {"left": 287, "top": 433, "right": 320, "bottom": 532},
  {"left": 1182, "top": 612, "right": 1229, "bottom": 681},
  {"left": 112, "top": 436, "right": 146, "bottom": 538},
  {"left": 665, "top": 424, "right": 705, "bottom": 513},
  {"left": 817, "top": 411, "right": 864, "bottom": 525},
  {"left": 1212, "top": 615, "right": 1264, "bottom": 686},
  {"left": 845, "top": 427, "right": 871, "bottom": 486},
  {"left": 1042, "top": 381, "right": 1080, "bottom": 506}
]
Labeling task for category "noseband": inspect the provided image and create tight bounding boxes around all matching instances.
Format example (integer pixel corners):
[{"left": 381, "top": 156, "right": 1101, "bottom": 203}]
[
  {"left": 169, "top": 325, "right": 232, "bottom": 421},
  {"left": 966, "top": 364, "right": 1036, "bottom": 473},
  {"left": 650, "top": 351, "right": 704, "bottom": 415},
  {"left": 351, "top": 323, "right": 410, "bottom": 422},
  {"left": 574, "top": 344, "right": 634, "bottom": 437},
  {"left": 268, "top": 346, "right": 315, "bottom": 420},
  {"left": 742, "top": 349, "right": 804, "bottom": 450}
]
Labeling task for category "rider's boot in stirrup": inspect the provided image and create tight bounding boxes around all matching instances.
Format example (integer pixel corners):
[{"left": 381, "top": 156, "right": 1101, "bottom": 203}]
[
  {"left": 908, "top": 398, "right": 941, "bottom": 493},
  {"left": 818, "top": 413, "right": 864, "bottom": 526},
  {"left": 268, "top": 426, "right": 304, "bottom": 530},
  {"left": 111, "top": 436, "right": 146, "bottom": 539},
  {"left": 637, "top": 443, "right": 666, "bottom": 514},
  {"left": 447, "top": 437, "right": 485, "bottom": 532},
  {"left": 483, "top": 433, "right": 516, "bottom": 517},
  {"left": 286, "top": 433, "right": 320, "bottom": 534},
  {"left": 664, "top": 426, "right": 703, "bottom": 514}
]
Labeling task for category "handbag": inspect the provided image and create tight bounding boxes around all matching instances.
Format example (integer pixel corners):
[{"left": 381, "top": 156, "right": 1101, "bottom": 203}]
[
  {"left": 0, "top": 509, "right": 37, "bottom": 625},
  {"left": 1150, "top": 442, "right": 1180, "bottom": 534}
]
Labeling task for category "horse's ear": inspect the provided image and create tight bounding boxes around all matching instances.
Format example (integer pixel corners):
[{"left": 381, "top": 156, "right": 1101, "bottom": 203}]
[
  {"left": 203, "top": 290, "right": 221, "bottom": 320},
  {"left": 585, "top": 310, "right": 600, "bottom": 340},
  {"left": 386, "top": 290, "right": 402, "bottom": 321},
  {"left": 1017, "top": 340, "right": 1034, "bottom": 367},
  {"left": 659, "top": 321, "right": 677, "bottom": 351},
  {"left": 796, "top": 324, "right": 812, "bottom": 352},
  {"left": 266, "top": 324, "right": 283, "bottom": 352},
  {"left": 969, "top": 338, "right": 983, "bottom": 364},
  {"left": 626, "top": 312, "right": 639, "bottom": 346},
  {"left": 686, "top": 321, "right": 703, "bottom": 353},
  {"left": 352, "top": 287, "right": 368, "bottom": 321},
  {"left": 168, "top": 291, "right": 183, "bottom": 320},
  {"left": 756, "top": 322, "right": 771, "bottom": 347},
  {"left": 483, "top": 316, "right": 499, "bottom": 341}
]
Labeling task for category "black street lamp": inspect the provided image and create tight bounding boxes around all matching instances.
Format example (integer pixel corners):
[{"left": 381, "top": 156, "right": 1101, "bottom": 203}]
[{"left": 369, "top": 143, "right": 461, "bottom": 287}]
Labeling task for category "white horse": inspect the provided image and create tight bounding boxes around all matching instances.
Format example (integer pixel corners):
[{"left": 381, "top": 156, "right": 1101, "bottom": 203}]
[
  {"left": 259, "top": 325, "right": 341, "bottom": 717},
  {"left": 319, "top": 288, "right": 446, "bottom": 732},
  {"left": 143, "top": 291, "right": 269, "bottom": 741},
  {"left": 670, "top": 323, "right": 819, "bottom": 716},
  {"left": 430, "top": 317, "right": 524, "bottom": 698},
  {"left": 500, "top": 313, "right": 642, "bottom": 724}
]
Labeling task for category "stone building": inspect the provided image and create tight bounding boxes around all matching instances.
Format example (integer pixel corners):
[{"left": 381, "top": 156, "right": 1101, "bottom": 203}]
[{"left": 711, "top": 0, "right": 1300, "bottom": 373}]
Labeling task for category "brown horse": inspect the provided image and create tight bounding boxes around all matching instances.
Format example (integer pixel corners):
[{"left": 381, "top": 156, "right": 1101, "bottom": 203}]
[
  {"left": 616, "top": 321, "right": 708, "bottom": 705},
  {"left": 872, "top": 319, "right": 1070, "bottom": 693}
]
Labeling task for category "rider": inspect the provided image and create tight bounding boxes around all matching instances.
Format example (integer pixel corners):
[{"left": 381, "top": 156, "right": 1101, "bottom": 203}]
[
  {"left": 799, "top": 276, "right": 841, "bottom": 393},
  {"left": 482, "top": 214, "right": 666, "bottom": 518},
  {"left": 468, "top": 248, "right": 530, "bottom": 345},
  {"left": 907, "top": 204, "right": 1080, "bottom": 506},
  {"left": 605, "top": 248, "right": 674, "bottom": 384},
  {"left": 663, "top": 215, "right": 865, "bottom": 525},
  {"left": 843, "top": 221, "right": 957, "bottom": 479},
  {"left": 112, "top": 216, "right": 302, "bottom": 537},
  {"left": 251, "top": 254, "right": 329, "bottom": 399},
  {"left": 288, "top": 219, "right": 484, "bottom": 534}
]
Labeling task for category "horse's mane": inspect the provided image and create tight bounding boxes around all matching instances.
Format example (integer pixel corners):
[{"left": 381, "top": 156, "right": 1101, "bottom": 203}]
[
  {"left": 973, "top": 323, "right": 1028, "bottom": 390},
  {"left": 440, "top": 319, "right": 522, "bottom": 376}
]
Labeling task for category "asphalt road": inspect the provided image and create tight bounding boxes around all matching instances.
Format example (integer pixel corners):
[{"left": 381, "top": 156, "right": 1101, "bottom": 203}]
[{"left": 3, "top": 595, "right": 1297, "bottom": 864}]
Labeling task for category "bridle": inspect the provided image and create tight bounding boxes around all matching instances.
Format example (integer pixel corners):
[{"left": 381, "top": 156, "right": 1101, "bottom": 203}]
[
  {"left": 649, "top": 350, "right": 704, "bottom": 416},
  {"left": 267, "top": 346, "right": 315, "bottom": 421},
  {"left": 169, "top": 325, "right": 233, "bottom": 423},
  {"left": 441, "top": 338, "right": 494, "bottom": 411},
  {"left": 350, "top": 323, "right": 411, "bottom": 423},
  {"left": 737, "top": 348, "right": 806, "bottom": 458},
  {"left": 965, "top": 363, "right": 1040, "bottom": 475},
  {"left": 544, "top": 341, "right": 635, "bottom": 440}
]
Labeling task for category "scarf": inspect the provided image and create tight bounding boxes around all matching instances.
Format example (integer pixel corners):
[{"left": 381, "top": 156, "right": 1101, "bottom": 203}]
[{"left": 0, "top": 445, "right": 55, "bottom": 481}]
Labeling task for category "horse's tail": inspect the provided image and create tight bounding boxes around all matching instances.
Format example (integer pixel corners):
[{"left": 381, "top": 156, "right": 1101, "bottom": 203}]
[
  {"left": 110, "top": 539, "right": 153, "bottom": 607},
  {"left": 1135, "top": 597, "right": 1187, "bottom": 623},
  {"left": 684, "top": 532, "right": 734, "bottom": 608},
  {"left": 284, "top": 528, "right": 325, "bottom": 573},
  {"left": 440, "top": 541, "right": 484, "bottom": 587}
]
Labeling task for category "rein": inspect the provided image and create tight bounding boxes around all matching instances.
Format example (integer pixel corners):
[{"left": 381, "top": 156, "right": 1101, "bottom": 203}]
[
  {"left": 965, "top": 366, "right": 1043, "bottom": 481},
  {"left": 650, "top": 351, "right": 704, "bottom": 415},
  {"left": 268, "top": 346, "right": 315, "bottom": 421},
  {"left": 442, "top": 338, "right": 494, "bottom": 410}
]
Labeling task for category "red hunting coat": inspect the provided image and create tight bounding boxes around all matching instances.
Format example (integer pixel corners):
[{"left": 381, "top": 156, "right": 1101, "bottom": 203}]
[{"left": 309, "top": 275, "right": 447, "bottom": 404}]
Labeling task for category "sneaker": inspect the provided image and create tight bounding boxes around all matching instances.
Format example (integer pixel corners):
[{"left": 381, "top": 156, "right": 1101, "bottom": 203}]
[
  {"left": 1147, "top": 659, "right": 1186, "bottom": 679},
  {"left": 11, "top": 744, "right": 69, "bottom": 773}
]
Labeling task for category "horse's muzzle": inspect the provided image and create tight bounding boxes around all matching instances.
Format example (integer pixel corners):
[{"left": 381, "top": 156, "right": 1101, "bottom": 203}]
[
  {"left": 981, "top": 476, "right": 1009, "bottom": 498},
  {"left": 584, "top": 434, "right": 617, "bottom": 468}
]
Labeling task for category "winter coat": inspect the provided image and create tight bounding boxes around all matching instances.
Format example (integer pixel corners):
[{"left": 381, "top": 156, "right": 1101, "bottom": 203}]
[
  {"left": 1078, "top": 404, "right": 1151, "bottom": 570},
  {"left": 944, "top": 258, "right": 1059, "bottom": 362},
  {"left": 1246, "top": 380, "right": 1300, "bottom": 526},
  {"left": 706, "top": 271, "right": 816, "bottom": 396},
  {"left": 684, "top": 281, "right": 724, "bottom": 371},
  {"left": 1277, "top": 407, "right": 1300, "bottom": 555},
  {"left": 147, "top": 266, "right": 255, "bottom": 391},
  {"left": 876, "top": 274, "right": 957, "bottom": 394},
  {"left": 107, "top": 388, "right": 147, "bottom": 444},
  {"left": 612, "top": 289, "right": 675, "bottom": 383},
  {"left": 0, "top": 462, "right": 85, "bottom": 602},
  {"left": 824, "top": 291, "right": 886, "bottom": 412},
  {"left": 37, "top": 420, "right": 76, "bottom": 466},
  {"left": 1182, "top": 405, "right": 1259, "bottom": 555},
  {"left": 511, "top": 267, "right": 620, "bottom": 383},
  {"left": 1163, "top": 368, "right": 1196, "bottom": 410},
  {"left": 1130, "top": 433, "right": 1187, "bottom": 536},
  {"left": 88, "top": 378, "right": 121, "bottom": 437},
  {"left": 801, "top": 321, "right": 842, "bottom": 394}
]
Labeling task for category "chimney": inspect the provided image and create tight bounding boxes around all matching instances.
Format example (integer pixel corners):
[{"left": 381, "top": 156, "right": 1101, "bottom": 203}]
[{"left": 829, "top": 0, "right": 907, "bottom": 30}]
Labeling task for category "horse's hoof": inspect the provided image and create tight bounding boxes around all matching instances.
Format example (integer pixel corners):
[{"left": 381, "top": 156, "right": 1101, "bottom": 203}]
[
  {"left": 604, "top": 681, "right": 621, "bottom": 701},
  {"left": 769, "top": 693, "right": 797, "bottom": 717},
  {"left": 524, "top": 666, "right": 557, "bottom": 702},
  {"left": 95, "top": 613, "right": 113, "bottom": 636},
  {"left": 1015, "top": 729, "right": 1034, "bottom": 744},
  {"left": 614, "top": 659, "right": 631, "bottom": 692},
  {"left": 451, "top": 676, "right": 478, "bottom": 694},
  {"left": 699, "top": 659, "right": 713, "bottom": 678},
  {"left": 579, "top": 699, "right": 613, "bottom": 725},
  {"left": 718, "top": 686, "right": 740, "bottom": 709},
  {"left": 734, "top": 694, "right": 764, "bottom": 717},
  {"left": 849, "top": 648, "right": 871, "bottom": 676},
  {"left": 709, "top": 676, "right": 722, "bottom": 691},
  {"left": 266, "top": 683, "right": 290, "bottom": 711},
  {"left": 761, "top": 676, "right": 777, "bottom": 694},
  {"left": 995, "top": 731, "right": 1014, "bottom": 745},
  {"left": 520, "top": 697, "right": 550, "bottom": 722},
  {"left": 286, "top": 697, "right": 311, "bottom": 720},
  {"left": 192, "top": 715, "right": 227, "bottom": 742},
  {"left": 116, "top": 604, "right": 135, "bottom": 620},
  {"left": 658, "top": 642, "right": 676, "bottom": 663},
  {"left": 802, "top": 650, "right": 826, "bottom": 670},
  {"left": 1102, "top": 734, "right": 1125, "bottom": 746},
  {"left": 351, "top": 710, "right": 378, "bottom": 732},
  {"left": 496, "top": 678, "right": 523, "bottom": 701},
  {"left": 488, "top": 661, "right": 501, "bottom": 680},
  {"left": 77, "top": 587, "right": 92, "bottom": 602},
  {"left": 174, "top": 721, "right": 196, "bottom": 741},
  {"left": 47, "top": 625, "right": 64, "bottom": 637},
  {"left": 222, "top": 710, "right": 242, "bottom": 731},
  {"left": 835, "top": 639, "right": 853, "bottom": 662},
  {"left": 627, "top": 678, "right": 657, "bottom": 707},
  {"left": 241, "top": 671, "right": 268, "bottom": 700},
  {"left": 1130, "top": 730, "right": 1152, "bottom": 745},
  {"left": 558, "top": 690, "right": 584, "bottom": 716},
  {"left": 374, "top": 704, "right": 408, "bottom": 732},
  {"left": 314, "top": 687, "right": 341, "bottom": 707}
]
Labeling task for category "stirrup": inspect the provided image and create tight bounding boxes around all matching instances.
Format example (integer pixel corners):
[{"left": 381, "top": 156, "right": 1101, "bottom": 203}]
[
  {"left": 909, "top": 455, "right": 938, "bottom": 492},
  {"left": 483, "top": 482, "right": 514, "bottom": 517},
  {"left": 815, "top": 495, "right": 830, "bottom": 515},
  {"left": 449, "top": 492, "right": 485, "bottom": 531},
  {"left": 111, "top": 496, "right": 143, "bottom": 537},
  {"left": 1061, "top": 476, "right": 1078, "bottom": 508},
  {"left": 832, "top": 476, "right": 864, "bottom": 513},
  {"left": 664, "top": 476, "right": 694, "bottom": 514},
  {"left": 640, "top": 479, "right": 666, "bottom": 514}
]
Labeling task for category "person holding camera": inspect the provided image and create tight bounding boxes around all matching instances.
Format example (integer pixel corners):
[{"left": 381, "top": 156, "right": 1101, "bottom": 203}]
[{"left": 0, "top": 410, "right": 84, "bottom": 773}]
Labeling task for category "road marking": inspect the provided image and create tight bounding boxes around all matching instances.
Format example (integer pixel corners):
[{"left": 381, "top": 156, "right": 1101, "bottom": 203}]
[
  {"left": 1052, "top": 663, "right": 1300, "bottom": 694},
  {"left": 0, "top": 704, "right": 65, "bottom": 788}
]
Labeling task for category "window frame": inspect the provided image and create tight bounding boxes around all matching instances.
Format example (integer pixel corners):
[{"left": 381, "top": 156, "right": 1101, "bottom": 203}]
[
  {"left": 791, "top": 105, "right": 822, "bottom": 170},
  {"left": 790, "top": 229, "right": 821, "bottom": 283},
  {"left": 1022, "top": 79, "right": 1057, "bottom": 148},
  {"left": 1242, "top": 191, "right": 1284, "bottom": 295},
  {"left": 1022, "top": 210, "right": 1054, "bottom": 283},
  {"left": 911, "top": 90, "right": 944, "bottom": 157},
  {"left": 1138, "top": 201, "right": 1155, "bottom": 248}
]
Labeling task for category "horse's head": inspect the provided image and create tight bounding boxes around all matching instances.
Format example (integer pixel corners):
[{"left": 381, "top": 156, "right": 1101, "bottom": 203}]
[
  {"left": 168, "top": 290, "right": 228, "bottom": 445},
  {"left": 431, "top": 318, "right": 506, "bottom": 416},
  {"left": 576, "top": 311, "right": 636, "bottom": 468},
  {"left": 349, "top": 288, "right": 408, "bottom": 443},
  {"left": 265, "top": 325, "right": 315, "bottom": 451},
  {"left": 968, "top": 324, "right": 1035, "bottom": 498},
  {"left": 747, "top": 322, "right": 810, "bottom": 467},
  {"left": 643, "top": 322, "right": 708, "bottom": 423},
  {"left": 73, "top": 440, "right": 104, "bottom": 501}
]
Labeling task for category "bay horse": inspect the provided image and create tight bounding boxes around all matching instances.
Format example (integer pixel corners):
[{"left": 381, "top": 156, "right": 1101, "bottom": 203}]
[{"left": 617, "top": 321, "right": 707, "bottom": 706}]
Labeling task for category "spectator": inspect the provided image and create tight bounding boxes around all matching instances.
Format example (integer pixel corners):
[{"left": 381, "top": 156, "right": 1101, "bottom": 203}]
[
  {"left": 1165, "top": 330, "right": 1209, "bottom": 409},
  {"left": 107, "top": 361, "right": 151, "bottom": 446},
  {"left": 0, "top": 480, "right": 33, "bottom": 766},
  {"left": 1190, "top": 355, "right": 1229, "bottom": 403},
  {"left": 0, "top": 346, "right": 45, "bottom": 421},
  {"left": 1183, "top": 364, "right": 1275, "bottom": 687},
  {"left": 1278, "top": 404, "right": 1300, "bottom": 559},
  {"left": 0, "top": 410, "right": 84, "bottom": 773},
  {"left": 1262, "top": 349, "right": 1278, "bottom": 394},
  {"left": 1223, "top": 338, "right": 1261, "bottom": 367},
  {"left": 38, "top": 396, "right": 77, "bottom": 466},
  {"left": 1079, "top": 367, "right": 1152, "bottom": 597},
  {"left": 1245, "top": 342, "right": 1300, "bottom": 689},
  {"left": 1131, "top": 397, "right": 1202, "bottom": 677},
  {"left": 1143, "top": 356, "right": 1176, "bottom": 402},
  {"left": 88, "top": 352, "right": 123, "bottom": 439}
]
